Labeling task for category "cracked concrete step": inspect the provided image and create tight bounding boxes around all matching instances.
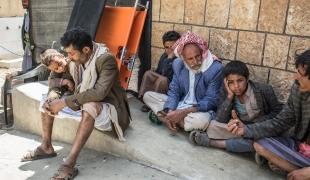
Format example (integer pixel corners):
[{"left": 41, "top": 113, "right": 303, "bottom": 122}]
[{"left": 12, "top": 82, "right": 284, "bottom": 180}]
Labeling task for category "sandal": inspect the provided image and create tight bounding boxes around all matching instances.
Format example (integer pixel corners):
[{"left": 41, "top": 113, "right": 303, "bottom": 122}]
[
  {"left": 189, "top": 130, "right": 210, "bottom": 147},
  {"left": 51, "top": 164, "right": 79, "bottom": 180},
  {"left": 268, "top": 161, "right": 287, "bottom": 176},
  {"left": 255, "top": 152, "right": 267, "bottom": 166},
  {"left": 21, "top": 147, "right": 57, "bottom": 162},
  {"left": 148, "top": 111, "right": 162, "bottom": 125}
]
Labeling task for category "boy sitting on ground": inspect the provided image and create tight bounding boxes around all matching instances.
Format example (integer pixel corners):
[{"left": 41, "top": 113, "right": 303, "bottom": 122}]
[
  {"left": 139, "top": 31, "right": 180, "bottom": 112},
  {"left": 228, "top": 50, "right": 310, "bottom": 179},
  {"left": 190, "top": 61, "right": 283, "bottom": 153}
]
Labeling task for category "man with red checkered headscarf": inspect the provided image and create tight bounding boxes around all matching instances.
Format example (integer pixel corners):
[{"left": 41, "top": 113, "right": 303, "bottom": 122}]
[{"left": 143, "top": 31, "right": 223, "bottom": 134}]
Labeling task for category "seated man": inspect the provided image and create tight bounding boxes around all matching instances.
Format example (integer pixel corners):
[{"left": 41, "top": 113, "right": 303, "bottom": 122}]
[
  {"left": 189, "top": 61, "right": 282, "bottom": 153},
  {"left": 21, "top": 28, "right": 131, "bottom": 179},
  {"left": 143, "top": 32, "right": 223, "bottom": 133},
  {"left": 139, "top": 31, "right": 180, "bottom": 112},
  {"left": 228, "top": 50, "right": 310, "bottom": 179}
]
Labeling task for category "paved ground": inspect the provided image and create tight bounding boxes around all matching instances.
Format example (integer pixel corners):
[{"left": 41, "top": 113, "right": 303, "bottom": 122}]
[
  {"left": 0, "top": 129, "right": 178, "bottom": 180},
  {"left": 0, "top": 58, "right": 177, "bottom": 180}
]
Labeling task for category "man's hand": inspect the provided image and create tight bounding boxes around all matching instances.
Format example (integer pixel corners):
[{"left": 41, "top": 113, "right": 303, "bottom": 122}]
[
  {"left": 224, "top": 77, "right": 234, "bottom": 100},
  {"left": 287, "top": 167, "right": 310, "bottom": 180},
  {"left": 162, "top": 117, "right": 178, "bottom": 133},
  {"left": 227, "top": 110, "right": 245, "bottom": 136},
  {"left": 47, "top": 99, "right": 66, "bottom": 115},
  {"left": 166, "top": 109, "right": 187, "bottom": 125},
  {"left": 61, "top": 79, "right": 75, "bottom": 92}
]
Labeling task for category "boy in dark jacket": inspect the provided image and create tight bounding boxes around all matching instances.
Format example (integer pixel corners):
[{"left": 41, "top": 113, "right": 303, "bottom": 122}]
[
  {"left": 139, "top": 31, "right": 180, "bottom": 112},
  {"left": 238, "top": 50, "right": 310, "bottom": 179},
  {"left": 190, "top": 61, "right": 283, "bottom": 153}
]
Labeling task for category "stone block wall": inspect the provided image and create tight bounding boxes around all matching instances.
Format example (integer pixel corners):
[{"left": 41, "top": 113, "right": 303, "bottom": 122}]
[
  {"left": 0, "top": 0, "right": 24, "bottom": 17},
  {"left": 151, "top": 0, "right": 310, "bottom": 101}
]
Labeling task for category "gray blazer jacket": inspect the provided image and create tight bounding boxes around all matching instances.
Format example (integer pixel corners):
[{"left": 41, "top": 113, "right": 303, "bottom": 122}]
[{"left": 216, "top": 80, "right": 283, "bottom": 124}]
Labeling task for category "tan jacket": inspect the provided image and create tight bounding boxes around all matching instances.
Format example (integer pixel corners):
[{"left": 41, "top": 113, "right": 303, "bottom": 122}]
[{"left": 64, "top": 53, "right": 131, "bottom": 133}]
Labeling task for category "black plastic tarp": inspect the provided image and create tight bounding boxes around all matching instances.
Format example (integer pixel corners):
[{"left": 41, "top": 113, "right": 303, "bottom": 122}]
[{"left": 67, "top": 0, "right": 107, "bottom": 39}]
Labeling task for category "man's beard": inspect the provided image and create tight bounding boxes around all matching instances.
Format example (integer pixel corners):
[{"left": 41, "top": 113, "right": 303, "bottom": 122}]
[
  {"left": 79, "top": 53, "right": 89, "bottom": 64},
  {"left": 184, "top": 62, "right": 202, "bottom": 74}
]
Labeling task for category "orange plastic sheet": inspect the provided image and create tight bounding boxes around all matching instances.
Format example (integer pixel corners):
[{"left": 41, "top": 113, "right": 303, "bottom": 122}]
[{"left": 96, "top": 6, "right": 147, "bottom": 89}]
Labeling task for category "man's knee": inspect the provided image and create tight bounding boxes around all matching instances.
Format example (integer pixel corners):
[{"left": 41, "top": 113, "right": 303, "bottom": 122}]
[
  {"left": 253, "top": 142, "right": 266, "bottom": 155},
  {"left": 82, "top": 102, "right": 102, "bottom": 120},
  {"left": 184, "top": 112, "right": 211, "bottom": 131},
  {"left": 143, "top": 70, "right": 157, "bottom": 80},
  {"left": 41, "top": 112, "right": 54, "bottom": 120},
  {"left": 143, "top": 91, "right": 159, "bottom": 105},
  {"left": 144, "top": 70, "right": 153, "bottom": 77}
]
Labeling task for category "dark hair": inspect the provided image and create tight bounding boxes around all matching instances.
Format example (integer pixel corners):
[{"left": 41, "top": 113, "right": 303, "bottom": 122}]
[
  {"left": 60, "top": 28, "right": 93, "bottom": 52},
  {"left": 223, "top": 60, "right": 249, "bottom": 79},
  {"left": 162, "top": 31, "right": 180, "bottom": 44},
  {"left": 295, "top": 49, "right": 310, "bottom": 79}
]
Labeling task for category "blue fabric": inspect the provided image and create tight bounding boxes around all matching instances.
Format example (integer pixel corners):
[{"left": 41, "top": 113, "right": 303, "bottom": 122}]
[
  {"left": 234, "top": 98, "right": 248, "bottom": 116},
  {"left": 257, "top": 137, "right": 310, "bottom": 167},
  {"left": 163, "top": 58, "right": 223, "bottom": 115},
  {"left": 226, "top": 138, "right": 254, "bottom": 152}
]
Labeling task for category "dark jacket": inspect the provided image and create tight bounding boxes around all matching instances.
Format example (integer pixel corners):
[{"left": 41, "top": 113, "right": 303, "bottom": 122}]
[
  {"left": 244, "top": 82, "right": 310, "bottom": 142},
  {"left": 155, "top": 53, "right": 177, "bottom": 82},
  {"left": 216, "top": 81, "right": 283, "bottom": 124}
]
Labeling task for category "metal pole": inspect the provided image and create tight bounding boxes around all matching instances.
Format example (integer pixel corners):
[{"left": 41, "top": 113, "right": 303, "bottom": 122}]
[{"left": 134, "top": 0, "right": 139, "bottom": 8}]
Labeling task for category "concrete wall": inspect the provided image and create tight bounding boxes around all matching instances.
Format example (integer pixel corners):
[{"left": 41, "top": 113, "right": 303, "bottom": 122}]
[
  {"left": 0, "top": 0, "right": 24, "bottom": 17},
  {"left": 0, "top": 17, "right": 23, "bottom": 60},
  {"left": 0, "top": 0, "right": 24, "bottom": 60},
  {"left": 151, "top": 0, "right": 310, "bottom": 101}
]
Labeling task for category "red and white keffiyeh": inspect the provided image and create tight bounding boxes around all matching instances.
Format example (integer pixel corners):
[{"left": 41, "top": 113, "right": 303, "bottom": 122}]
[{"left": 173, "top": 31, "right": 209, "bottom": 60}]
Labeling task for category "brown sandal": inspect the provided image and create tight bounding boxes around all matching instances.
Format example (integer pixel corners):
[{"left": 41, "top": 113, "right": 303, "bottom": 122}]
[
  {"left": 51, "top": 164, "right": 79, "bottom": 180},
  {"left": 21, "top": 147, "right": 57, "bottom": 162}
]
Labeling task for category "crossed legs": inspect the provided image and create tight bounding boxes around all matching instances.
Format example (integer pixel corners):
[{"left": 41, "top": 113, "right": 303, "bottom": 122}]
[{"left": 253, "top": 142, "right": 299, "bottom": 172}]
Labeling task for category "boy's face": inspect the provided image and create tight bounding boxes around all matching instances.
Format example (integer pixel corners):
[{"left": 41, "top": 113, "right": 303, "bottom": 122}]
[
  {"left": 163, "top": 41, "right": 176, "bottom": 57},
  {"left": 295, "top": 65, "right": 310, "bottom": 92},
  {"left": 226, "top": 74, "right": 248, "bottom": 96},
  {"left": 48, "top": 56, "right": 67, "bottom": 73}
]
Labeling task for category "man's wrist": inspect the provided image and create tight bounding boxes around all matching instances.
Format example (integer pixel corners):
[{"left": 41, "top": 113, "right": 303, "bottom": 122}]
[
  {"left": 60, "top": 78, "right": 65, "bottom": 86},
  {"left": 242, "top": 125, "right": 252, "bottom": 138},
  {"left": 182, "top": 106, "right": 197, "bottom": 115},
  {"left": 61, "top": 99, "right": 67, "bottom": 107}
]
